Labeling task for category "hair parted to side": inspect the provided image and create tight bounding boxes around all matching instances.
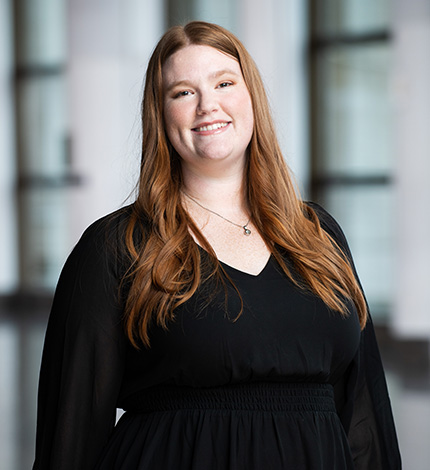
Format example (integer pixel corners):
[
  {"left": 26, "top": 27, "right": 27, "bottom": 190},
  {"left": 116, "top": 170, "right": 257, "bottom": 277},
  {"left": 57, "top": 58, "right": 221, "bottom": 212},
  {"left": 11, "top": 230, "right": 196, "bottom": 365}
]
[{"left": 122, "top": 21, "right": 367, "bottom": 348}]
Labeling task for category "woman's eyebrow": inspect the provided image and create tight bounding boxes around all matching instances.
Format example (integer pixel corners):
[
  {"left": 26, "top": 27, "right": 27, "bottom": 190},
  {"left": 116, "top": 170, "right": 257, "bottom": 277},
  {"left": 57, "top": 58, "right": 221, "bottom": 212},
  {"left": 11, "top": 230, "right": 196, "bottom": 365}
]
[
  {"left": 165, "top": 79, "right": 192, "bottom": 93},
  {"left": 210, "top": 68, "right": 240, "bottom": 79},
  {"left": 165, "top": 69, "right": 241, "bottom": 93}
]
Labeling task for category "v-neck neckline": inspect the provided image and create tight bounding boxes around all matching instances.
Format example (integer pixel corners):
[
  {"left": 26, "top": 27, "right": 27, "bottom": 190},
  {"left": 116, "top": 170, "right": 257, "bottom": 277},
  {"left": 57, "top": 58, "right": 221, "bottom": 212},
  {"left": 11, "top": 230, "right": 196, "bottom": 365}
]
[
  {"left": 218, "top": 254, "right": 273, "bottom": 278},
  {"left": 196, "top": 244, "right": 273, "bottom": 279}
]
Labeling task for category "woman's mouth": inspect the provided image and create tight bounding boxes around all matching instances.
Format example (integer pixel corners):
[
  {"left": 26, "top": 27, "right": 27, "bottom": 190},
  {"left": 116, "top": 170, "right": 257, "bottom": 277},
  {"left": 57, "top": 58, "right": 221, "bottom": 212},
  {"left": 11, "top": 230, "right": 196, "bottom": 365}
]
[{"left": 192, "top": 122, "right": 230, "bottom": 133}]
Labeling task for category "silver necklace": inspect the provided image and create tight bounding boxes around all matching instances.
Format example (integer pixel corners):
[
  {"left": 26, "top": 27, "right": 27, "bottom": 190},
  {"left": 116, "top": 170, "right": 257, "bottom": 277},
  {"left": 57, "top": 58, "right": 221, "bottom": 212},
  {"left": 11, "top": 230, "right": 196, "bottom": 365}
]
[{"left": 182, "top": 191, "right": 252, "bottom": 236}]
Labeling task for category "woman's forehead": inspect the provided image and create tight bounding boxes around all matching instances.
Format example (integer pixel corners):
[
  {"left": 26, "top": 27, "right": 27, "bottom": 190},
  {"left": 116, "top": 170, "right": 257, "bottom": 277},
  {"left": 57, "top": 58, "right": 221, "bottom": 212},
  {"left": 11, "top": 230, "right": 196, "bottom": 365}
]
[{"left": 162, "top": 45, "right": 241, "bottom": 86}]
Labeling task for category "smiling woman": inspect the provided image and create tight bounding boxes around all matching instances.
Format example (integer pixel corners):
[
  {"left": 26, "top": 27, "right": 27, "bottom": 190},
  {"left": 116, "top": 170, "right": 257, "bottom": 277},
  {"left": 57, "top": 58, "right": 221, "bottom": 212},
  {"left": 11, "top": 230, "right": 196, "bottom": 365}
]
[{"left": 33, "top": 21, "right": 401, "bottom": 470}]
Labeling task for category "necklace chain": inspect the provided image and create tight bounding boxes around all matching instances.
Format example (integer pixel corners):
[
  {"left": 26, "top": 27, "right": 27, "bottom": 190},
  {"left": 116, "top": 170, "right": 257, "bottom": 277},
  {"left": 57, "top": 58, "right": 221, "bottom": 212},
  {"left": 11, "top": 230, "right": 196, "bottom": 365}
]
[{"left": 182, "top": 191, "right": 252, "bottom": 236}]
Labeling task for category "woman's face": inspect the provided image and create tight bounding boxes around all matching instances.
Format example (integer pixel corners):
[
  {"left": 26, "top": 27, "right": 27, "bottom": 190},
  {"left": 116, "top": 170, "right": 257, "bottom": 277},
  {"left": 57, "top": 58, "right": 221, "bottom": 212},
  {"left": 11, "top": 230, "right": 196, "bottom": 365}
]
[{"left": 162, "top": 45, "right": 254, "bottom": 175}]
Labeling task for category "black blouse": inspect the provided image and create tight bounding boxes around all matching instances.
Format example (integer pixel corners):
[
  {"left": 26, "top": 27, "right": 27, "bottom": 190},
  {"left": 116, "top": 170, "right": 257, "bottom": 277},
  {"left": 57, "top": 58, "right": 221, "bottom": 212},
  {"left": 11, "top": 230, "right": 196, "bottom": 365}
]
[{"left": 33, "top": 202, "right": 401, "bottom": 469}]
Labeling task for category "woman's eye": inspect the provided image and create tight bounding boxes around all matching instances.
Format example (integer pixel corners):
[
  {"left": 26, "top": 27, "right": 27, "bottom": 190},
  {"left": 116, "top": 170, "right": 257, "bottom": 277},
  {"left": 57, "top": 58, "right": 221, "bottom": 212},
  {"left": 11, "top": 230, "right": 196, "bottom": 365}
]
[
  {"left": 217, "top": 82, "right": 233, "bottom": 89},
  {"left": 174, "top": 90, "right": 191, "bottom": 98}
]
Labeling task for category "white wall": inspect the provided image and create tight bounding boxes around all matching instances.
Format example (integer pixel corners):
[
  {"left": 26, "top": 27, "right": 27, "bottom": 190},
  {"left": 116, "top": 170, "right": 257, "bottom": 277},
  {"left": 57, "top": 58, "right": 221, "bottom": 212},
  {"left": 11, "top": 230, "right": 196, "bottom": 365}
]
[
  {"left": 0, "top": 0, "right": 18, "bottom": 293},
  {"left": 392, "top": 0, "right": 430, "bottom": 338},
  {"left": 67, "top": 0, "right": 165, "bottom": 245},
  {"left": 238, "top": 0, "right": 309, "bottom": 195}
]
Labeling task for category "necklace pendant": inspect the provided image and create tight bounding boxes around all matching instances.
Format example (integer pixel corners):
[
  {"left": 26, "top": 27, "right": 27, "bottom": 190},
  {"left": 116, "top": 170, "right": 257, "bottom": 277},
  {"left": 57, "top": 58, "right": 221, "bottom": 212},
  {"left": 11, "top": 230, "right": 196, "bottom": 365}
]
[{"left": 243, "top": 227, "right": 251, "bottom": 236}]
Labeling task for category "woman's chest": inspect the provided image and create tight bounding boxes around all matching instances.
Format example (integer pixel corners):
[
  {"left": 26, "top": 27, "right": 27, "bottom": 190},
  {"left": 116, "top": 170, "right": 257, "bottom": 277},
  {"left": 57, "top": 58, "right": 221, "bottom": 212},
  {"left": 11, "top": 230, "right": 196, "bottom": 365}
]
[{"left": 125, "top": 258, "right": 361, "bottom": 388}]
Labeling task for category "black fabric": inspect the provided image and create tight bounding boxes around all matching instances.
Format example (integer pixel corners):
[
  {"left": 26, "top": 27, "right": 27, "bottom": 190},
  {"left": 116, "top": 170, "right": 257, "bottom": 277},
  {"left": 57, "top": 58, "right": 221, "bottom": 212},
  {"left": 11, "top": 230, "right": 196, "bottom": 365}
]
[
  {"left": 33, "top": 203, "right": 401, "bottom": 469},
  {"left": 307, "top": 202, "right": 401, "bottom": 469}
]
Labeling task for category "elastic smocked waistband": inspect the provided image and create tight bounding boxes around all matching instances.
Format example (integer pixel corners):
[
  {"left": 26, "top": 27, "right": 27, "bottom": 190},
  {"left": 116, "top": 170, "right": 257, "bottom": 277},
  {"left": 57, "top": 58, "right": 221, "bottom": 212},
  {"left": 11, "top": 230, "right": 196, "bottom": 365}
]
[{"left": 122, "top": 382, "right": 336, "bottom": 414}]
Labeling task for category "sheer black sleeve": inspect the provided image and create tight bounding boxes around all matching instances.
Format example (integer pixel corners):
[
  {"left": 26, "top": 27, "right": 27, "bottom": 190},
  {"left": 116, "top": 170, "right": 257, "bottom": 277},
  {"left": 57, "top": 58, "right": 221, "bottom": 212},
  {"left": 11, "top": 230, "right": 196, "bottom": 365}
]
[
  {"left": 307, "top": 201, "right": 402, "bottom": 469},
  {"left": 33, "top": 211, "right": 130, "bottom": 470}
]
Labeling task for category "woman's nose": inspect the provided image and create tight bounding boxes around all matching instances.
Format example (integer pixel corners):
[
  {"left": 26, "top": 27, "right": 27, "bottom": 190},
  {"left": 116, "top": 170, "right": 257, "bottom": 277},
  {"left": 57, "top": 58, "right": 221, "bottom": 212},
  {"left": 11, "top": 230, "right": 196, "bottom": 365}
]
[{"left": 196, "top": 91, "right": 218, "bottom": 115}]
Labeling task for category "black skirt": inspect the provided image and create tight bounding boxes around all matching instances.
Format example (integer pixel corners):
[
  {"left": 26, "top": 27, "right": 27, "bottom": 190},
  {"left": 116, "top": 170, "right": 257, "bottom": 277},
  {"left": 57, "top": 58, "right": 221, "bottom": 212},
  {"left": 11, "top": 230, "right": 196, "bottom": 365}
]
[{"left": 95, "top": 382, "right": 354, "bottom": 469}]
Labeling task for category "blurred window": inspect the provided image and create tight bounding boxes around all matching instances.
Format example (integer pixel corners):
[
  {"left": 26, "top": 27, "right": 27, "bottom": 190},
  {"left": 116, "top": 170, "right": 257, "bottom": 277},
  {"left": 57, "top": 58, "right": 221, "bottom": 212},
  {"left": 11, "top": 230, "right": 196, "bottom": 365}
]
[
  {"left": 309, "top": 0, "right": 393, "bottom": 320},
  {"left": 14, "top": 0, "right": 79, "bottom": 290},
  {"left": 167, "top": 0, "right": 237, "bottom": 32},
  {"left": 313, "top": 0, "right": 391, "bottom": 35}
]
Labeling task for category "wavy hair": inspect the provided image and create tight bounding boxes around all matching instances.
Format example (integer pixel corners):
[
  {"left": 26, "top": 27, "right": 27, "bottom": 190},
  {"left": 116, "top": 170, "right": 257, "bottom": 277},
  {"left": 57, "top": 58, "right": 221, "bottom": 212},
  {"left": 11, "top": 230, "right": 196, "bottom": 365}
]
[{"left": 123, "top": 21, "right": 367, "bottom": 348}]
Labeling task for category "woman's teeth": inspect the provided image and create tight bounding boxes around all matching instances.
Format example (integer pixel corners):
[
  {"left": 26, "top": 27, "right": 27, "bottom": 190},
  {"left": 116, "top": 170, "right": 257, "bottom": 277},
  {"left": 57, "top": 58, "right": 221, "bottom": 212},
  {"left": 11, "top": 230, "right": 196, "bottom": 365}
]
[{"left": 195, "top": 122, "right": 228, "bottom": 132}]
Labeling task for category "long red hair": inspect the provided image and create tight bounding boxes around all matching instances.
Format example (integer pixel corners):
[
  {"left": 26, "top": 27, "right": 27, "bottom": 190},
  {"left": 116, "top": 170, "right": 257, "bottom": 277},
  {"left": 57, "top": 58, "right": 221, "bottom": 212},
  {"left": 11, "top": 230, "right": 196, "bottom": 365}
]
[{"left": 122, "top": 21, "right": 367, "bottom": 348}]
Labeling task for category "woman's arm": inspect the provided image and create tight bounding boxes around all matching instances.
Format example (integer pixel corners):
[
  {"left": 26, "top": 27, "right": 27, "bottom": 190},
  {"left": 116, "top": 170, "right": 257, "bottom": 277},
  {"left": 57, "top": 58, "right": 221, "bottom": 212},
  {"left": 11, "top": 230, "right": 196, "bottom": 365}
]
[
  {"left": 308, "top": 201, "right": 402, "bottom": 469},
  {"left": 33, "top": 212, "right": 129, "bottom": 470}
]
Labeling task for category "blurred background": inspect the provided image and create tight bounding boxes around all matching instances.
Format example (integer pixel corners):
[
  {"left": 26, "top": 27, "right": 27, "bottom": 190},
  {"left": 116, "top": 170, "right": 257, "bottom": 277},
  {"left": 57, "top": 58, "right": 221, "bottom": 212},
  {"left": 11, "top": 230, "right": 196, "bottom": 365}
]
[{"left": 0, "top": 0, "right": 429, "bottom": 468}]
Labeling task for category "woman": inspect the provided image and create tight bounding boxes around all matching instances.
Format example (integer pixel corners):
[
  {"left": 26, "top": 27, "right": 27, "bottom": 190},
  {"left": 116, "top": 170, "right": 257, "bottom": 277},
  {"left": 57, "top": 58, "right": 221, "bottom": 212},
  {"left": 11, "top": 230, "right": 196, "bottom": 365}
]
[{"left": 33, "top": 21, "right": 401, "bottom": 469}]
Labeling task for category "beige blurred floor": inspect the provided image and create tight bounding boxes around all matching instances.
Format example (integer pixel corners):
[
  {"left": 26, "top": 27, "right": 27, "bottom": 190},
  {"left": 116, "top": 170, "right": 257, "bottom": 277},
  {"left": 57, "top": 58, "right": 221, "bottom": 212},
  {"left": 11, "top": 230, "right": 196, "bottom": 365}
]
[{"left": 0, "top": 296, "right": 429, "bottom": 470}]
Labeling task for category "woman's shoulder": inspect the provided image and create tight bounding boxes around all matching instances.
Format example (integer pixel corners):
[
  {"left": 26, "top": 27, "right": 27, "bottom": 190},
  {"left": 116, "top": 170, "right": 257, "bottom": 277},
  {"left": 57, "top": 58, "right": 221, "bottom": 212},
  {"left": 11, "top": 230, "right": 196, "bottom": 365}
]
[
  {"left": 304, "top": 200, "right": 337, "bottom": 228},
  {"left": 66, "top": 204, "right": 147, "bottom": 272},
  {"left": 303, "top": 201, "right": 350, "bottom": 253},
  {"left": 78, "top": 203, "right": 150, "bottom": 247},
  {"left": 303, "top": 201, "right": 352, "bottom": 266},
  {"left": 80, "top": 204, "right": 134, "bottom": 239}
]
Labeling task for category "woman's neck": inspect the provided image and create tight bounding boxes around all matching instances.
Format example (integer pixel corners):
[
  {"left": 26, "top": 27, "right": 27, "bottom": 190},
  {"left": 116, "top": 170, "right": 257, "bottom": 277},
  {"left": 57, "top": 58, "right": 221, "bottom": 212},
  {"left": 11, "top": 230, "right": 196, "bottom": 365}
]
[{"left": 181, "top": 169, "right": 247, "bottom": 215}]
